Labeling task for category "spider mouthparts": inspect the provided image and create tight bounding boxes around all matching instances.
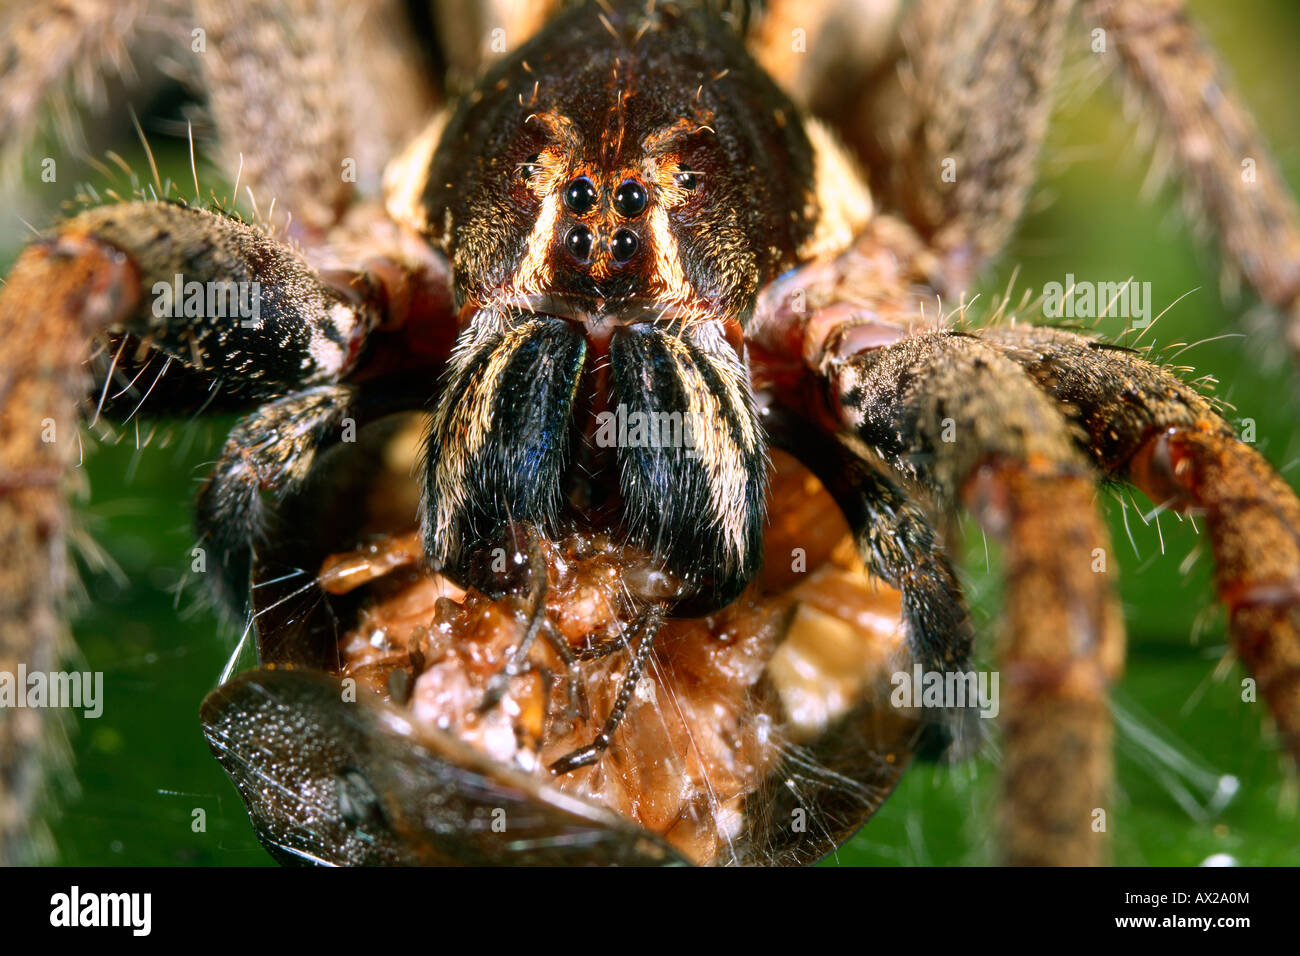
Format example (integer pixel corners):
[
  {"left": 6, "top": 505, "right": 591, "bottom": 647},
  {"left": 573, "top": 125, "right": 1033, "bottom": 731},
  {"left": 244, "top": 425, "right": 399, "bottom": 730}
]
[{"left": 478, "top": 295, "right": 714, "bottom": 356}]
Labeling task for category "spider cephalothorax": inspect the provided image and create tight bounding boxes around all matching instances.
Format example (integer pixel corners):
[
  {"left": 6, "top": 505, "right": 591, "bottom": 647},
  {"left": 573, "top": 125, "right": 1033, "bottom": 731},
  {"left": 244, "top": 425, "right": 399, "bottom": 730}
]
[{"left": 414, "top": 2, "right": 825, "bottom": 612}]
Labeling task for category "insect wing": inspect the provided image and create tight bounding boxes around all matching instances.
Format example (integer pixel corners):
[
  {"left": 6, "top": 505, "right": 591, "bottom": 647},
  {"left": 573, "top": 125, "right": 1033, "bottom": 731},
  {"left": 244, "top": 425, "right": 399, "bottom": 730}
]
[{"left": 201, "top": 668, "right": 688, "bottom": 866}]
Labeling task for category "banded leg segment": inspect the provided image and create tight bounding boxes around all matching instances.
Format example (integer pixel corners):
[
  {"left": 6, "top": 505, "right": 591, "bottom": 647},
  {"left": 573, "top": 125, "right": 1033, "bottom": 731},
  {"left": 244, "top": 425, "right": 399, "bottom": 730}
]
[
  {"left": 0, "top": 200, "right": 439, "bottom": 862},
  {"left": 984, "top": 324, "right": 1300, "bottom": 766},
  {"left": 0, "top": 235, "right": 139, "bottom": 864},
  {"left": 835, "top": 331, "right": 1124, "bottom": 865},
  {"left": 1085, "top": 0, "right": 1300, "bottom": 358},
  {"left": 194, "top": 0, "right": 438, "bottom": 236},
  {"left": 851, "top": 0, "right": 1072, "bottom": 290}
]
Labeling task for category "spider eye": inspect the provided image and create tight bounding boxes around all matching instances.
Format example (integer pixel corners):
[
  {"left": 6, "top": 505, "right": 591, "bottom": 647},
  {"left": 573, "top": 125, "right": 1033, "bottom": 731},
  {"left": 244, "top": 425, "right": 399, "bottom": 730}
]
[
  {"left": 520, "top": 153, "right": 541, "bottom": 180},
  {"left": 563, "top": 177, "right": 598, "bottom": 215},
  {"left": 610, "top": 229, "right": 639, "bottom": 262},
  {"left": 674, "top": 165, "right": 698, "bottom": 191},
  {"left": 613, "top": 180, "right": 648, "bottom": 217},
  {"left": 566, "top": 224, "right": 594, "bottom": 261}
]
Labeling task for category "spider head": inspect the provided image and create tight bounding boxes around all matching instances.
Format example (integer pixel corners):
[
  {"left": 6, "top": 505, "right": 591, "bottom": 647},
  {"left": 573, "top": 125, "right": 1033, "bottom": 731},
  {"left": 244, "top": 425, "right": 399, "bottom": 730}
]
[{"left": 396, "top": 2, "right": 816, "bottom": 613}]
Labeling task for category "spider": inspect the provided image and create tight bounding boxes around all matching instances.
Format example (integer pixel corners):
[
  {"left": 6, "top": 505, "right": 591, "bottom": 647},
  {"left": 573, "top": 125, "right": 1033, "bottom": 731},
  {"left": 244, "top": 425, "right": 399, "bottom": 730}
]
[{"left": 2, "top": 0, "right": 1299, "bottom": 866}]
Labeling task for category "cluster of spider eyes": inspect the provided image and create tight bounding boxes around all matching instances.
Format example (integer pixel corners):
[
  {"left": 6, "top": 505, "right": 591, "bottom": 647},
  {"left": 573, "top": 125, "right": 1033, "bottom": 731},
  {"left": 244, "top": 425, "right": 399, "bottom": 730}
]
[
  {"left": 561, "top": 176, "right": 646, "bottom": 262},
  {"left": 520, "top": 154, "right": 698, "bottom": 265}
]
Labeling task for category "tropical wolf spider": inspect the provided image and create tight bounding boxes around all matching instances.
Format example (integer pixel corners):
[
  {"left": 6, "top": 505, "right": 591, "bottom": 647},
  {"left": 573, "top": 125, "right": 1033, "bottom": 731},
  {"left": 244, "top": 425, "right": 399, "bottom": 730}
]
[{"left": 2, "top": 0, "right": 1299, "bottom": 865}]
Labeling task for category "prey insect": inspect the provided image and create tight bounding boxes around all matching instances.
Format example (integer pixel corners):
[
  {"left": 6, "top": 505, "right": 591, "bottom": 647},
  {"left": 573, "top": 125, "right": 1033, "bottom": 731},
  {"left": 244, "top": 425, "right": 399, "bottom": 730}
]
[{"left": 2, "top": 0, "right": 1300, "bottom": 866}]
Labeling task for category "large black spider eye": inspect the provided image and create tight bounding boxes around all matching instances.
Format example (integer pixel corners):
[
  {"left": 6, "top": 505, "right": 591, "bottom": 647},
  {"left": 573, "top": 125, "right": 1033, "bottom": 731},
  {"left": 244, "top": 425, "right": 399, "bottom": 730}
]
[
  {"left": 520, "top": 153, "right": 541, "bottom": 180},
  {"left": 674, "top": 165, "right": 698, "bottom": 191},
  {"left": 613, "top": 179, "right": 648, "bottom": 217},
  {"left": 566, "top": 224, "right": 594, "bottom": 261},
  {"left": 610, "top": 229, "right": 639, "bottom": 262},
  {"left": 563, "top": 177, "right": 598, "bottom": 215}
]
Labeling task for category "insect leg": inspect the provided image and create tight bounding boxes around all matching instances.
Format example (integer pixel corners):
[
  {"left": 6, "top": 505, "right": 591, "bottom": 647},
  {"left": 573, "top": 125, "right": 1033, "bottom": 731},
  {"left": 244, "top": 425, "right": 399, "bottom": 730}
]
[
  {"left": 548, "top": 603, "right": 666, "bottom": 776},
  {"left": 539, "top": 620, "right": 590, "bottom": 726},
  {"left": 476, "top": 523, "right": 549, "bottom": 715}
]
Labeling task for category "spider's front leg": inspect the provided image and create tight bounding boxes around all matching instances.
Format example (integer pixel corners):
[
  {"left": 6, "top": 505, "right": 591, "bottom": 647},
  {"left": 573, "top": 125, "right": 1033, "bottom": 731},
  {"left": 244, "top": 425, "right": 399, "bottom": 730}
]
[
  {"left": 752, "top": 247, "right": 1124, "bottom": 865},
  {"left": 0, "top": 200, "right": 451, "bottom": 861},
  {"left": 985, "top": 325, "right": 1300, "bottom": 768},
  {"left": 761, "top": 408, "right": 982, "bottom": 758},
  {"left": 197, "top": 374, "right": 444, "bottom": 617},
  {"left": 837, "top": 332, "right": 1124, "bottom": 867}
]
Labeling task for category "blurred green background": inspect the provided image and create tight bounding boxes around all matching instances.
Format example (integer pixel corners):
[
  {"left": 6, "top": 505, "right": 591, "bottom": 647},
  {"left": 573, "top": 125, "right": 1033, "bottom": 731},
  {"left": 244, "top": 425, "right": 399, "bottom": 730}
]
[{"left": 2, "top": 0, "right": 1299, "bottom": 865}]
